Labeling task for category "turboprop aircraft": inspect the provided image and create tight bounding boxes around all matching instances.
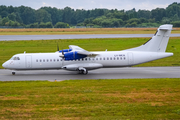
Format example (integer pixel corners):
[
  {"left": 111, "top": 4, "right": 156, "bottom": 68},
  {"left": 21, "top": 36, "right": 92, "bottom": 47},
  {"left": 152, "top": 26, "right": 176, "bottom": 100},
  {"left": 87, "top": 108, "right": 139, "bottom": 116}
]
[{"left": 2, "top": 24, "right": 173, "bottom": 75}]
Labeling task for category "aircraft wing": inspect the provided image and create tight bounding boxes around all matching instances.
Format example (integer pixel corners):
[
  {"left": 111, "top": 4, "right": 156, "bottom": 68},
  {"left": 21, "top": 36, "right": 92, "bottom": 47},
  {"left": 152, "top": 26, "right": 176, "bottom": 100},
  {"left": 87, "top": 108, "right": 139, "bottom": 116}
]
[{"left": 69, "top": 45, "right": 98, "bottom": 57}]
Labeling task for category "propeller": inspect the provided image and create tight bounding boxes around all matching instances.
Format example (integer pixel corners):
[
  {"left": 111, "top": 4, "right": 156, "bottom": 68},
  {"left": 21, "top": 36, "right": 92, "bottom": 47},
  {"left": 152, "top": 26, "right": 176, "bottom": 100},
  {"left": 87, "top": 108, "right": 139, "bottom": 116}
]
[
  {"left": 59, "top": 48, "right": 65, "bottom": 58},
  {"left": 57, "top": 43, "right": 64, "bottom": 57},
  {"left": 57, "top": 43, "right": 59, "bottom": 52}
]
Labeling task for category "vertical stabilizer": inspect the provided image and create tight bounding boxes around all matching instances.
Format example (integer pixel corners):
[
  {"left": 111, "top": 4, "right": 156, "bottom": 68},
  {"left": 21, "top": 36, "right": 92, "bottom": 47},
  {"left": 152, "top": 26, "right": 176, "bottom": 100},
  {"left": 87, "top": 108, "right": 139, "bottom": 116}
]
[{"left": 124, "top": 24, "right": 173, "bottom": 52}]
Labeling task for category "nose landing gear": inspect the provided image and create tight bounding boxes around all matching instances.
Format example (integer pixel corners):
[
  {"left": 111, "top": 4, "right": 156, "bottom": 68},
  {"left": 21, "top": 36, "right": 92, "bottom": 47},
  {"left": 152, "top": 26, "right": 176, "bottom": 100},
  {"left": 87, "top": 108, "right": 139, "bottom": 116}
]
[{"left": 12, "top": 71, "right": 16, "bottom": 75}]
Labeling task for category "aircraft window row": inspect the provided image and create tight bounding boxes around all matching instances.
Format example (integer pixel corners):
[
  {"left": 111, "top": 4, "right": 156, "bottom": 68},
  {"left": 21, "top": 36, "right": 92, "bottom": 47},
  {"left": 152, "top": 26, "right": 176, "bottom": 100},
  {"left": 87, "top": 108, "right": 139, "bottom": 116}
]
[
  {"left": 73, "top": 57, "right": 126, "bottom": 61},
  {"left": 36, "top": 57, "right": 126, "bottom": 62},
  {"left": 11, "top": 57, "right": 20, "bottom": 60},
  {"left": 36, "top": 59, "right": 62, "bottom": 62}
]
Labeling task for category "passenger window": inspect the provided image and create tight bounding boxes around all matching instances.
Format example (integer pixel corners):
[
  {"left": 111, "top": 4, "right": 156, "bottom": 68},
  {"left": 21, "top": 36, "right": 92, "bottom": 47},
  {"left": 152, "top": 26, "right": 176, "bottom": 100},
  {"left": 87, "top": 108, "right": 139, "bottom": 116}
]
[
  {"left": 117, "top": 57, "right": 119, "bottom": 60},
  {"left": 47, "top": 59, "right": 49, "bottom": 62},
  {"left": 43, "top": 59, "right": 45, "bottom": 62},
  {"left": 103, "top": 58, "right": 105, "bottom": 60},
  {"left": 57, "top": 59, "right": 59, "bottom": 62},
  {"left": 40, "top": 59, "right": 42, "bottom": 62},
  {"left": 107, "top": 57, "right": 109, "bottom": 60},
  {"left": 36, "top": 59, "right": 38, "bottom": 62}
]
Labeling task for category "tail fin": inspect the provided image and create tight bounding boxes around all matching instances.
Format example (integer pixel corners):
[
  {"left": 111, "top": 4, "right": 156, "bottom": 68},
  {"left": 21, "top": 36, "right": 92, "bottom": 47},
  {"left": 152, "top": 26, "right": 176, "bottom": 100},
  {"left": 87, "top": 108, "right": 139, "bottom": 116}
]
[{"left": 124, "top": 24, "right": 173, "bottom": 52}]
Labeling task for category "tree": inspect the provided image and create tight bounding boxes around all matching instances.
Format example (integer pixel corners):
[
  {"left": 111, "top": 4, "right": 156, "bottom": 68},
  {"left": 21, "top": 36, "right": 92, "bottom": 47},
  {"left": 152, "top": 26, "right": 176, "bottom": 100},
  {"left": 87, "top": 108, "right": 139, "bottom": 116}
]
[
  {"left": 35, "top": 9, "right": 52, "bottom": 23},
  {"left": 0, "top": 11, "right": 9, "bottom": 18},
  {"left": 7, "top": 5, "right": 14, "bottom": 13},
  {"left": 13, "top": 21, "right": 21, "bottom": 27},
  {"left": 0, "top": 3, "right": 179, "bottom": 28},
  {"left": 171, "top": 21, "right": 180, "bottom": 27},
  {"left": 21, "top": 7, "right": 35, "bottom": 24},
  {"left": 101, "top": 20, "right": 111, "bottom": 27},
  {"left": 15, "top": 12, "right": 23, "bottom": 23},
  {"left": 137, "top": 10, "right": 151, "bottom": 19},
  {"left": 0, "top": 16, "right": 2, "bottom": 25},
  {"left": 161, "top": 17, "right": 171, "bottom": 24},
  {"left": 166, "top": 2, "right": 180, "bottom": 18},
  {"left": 127, "top": 18, "right": 141, "bottom": 24},
  {"left": 54, "top": 22, "right": 69, "bottom": 28},
  {"left": 29, "top": 22, "right": 39, "bottom": 28},
  {"left": 151, "top": 8, "right": 166, "bottom": 22},
  {"left": 40, "top": 7, "right": 63, "bottom": 25},
  {"left": 8, "top": 12, "right": 16, "bottom": 21},
  {"left": 39, "top": 22, "right": 46, "bottom": 28},
  {"left": 46, "top": 22, "right": 53, "bottom": 28},
  {"left": 172, "top": 14, "right": 179, "bottom": 21},
  {"left": 2, "top": 17, "right": 9, "bottom": 25}
]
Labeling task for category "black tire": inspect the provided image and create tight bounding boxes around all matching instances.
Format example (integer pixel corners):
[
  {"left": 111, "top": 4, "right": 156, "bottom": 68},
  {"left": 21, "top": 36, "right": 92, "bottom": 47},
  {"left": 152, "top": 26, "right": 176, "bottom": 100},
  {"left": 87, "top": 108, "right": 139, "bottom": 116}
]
[{"left": 83, "top": 70, "right": 88, "bottom": 75}]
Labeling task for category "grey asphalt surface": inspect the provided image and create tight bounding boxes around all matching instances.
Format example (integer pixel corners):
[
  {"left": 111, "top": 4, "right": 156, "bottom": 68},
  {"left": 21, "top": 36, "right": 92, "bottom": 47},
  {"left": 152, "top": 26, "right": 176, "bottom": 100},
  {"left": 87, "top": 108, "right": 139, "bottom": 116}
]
[
  {"left": 0, "top": 67, "right": 180, "bottom": 81},
  {"left": 1, "top": 34, "right": 180, "bottom": 41},
  {"left": 1, "top": 34, "right": 180, "bottom": 81}
]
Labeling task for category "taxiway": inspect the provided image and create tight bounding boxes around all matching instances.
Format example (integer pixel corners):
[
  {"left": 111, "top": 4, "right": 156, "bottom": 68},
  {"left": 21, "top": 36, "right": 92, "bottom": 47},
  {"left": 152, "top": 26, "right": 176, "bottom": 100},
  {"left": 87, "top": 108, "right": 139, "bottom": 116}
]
[
  {"left": 1, "top": 34, "right": 180, "bottom": 41},
  {"left": 0, "top": 67, "right": 180, "bottom": 81}
]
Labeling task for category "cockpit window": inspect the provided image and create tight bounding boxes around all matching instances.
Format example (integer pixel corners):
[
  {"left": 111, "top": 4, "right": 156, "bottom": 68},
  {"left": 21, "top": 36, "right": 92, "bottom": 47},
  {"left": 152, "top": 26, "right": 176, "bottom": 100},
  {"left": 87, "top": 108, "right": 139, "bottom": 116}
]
[{"left": 11, "top": 57, "right": 20, "bottom": 60}]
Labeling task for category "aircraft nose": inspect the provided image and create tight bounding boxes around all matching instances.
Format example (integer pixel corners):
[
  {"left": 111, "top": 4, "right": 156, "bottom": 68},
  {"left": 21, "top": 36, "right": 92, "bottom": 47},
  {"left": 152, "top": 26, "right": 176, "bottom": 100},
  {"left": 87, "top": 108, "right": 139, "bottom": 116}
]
[{"left": 2, "top": 61, "right": 8, "bottom": 68}]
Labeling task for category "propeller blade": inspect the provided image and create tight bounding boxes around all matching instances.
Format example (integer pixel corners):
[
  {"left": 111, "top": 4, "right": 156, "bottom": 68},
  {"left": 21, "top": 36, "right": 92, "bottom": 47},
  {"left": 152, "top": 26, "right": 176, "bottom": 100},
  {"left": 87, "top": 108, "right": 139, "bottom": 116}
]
[
  {"left": 59, "top": 49, "right": 65, "bottom": 58},
  {"left": 59, "top": 54, "right": 64, "bottom": 58},
  {"left": 62, "top": 49, "right": 64, "bottom": 55},
  {"left": 57, "top": 43, "right": 59, "bottom": 51}
]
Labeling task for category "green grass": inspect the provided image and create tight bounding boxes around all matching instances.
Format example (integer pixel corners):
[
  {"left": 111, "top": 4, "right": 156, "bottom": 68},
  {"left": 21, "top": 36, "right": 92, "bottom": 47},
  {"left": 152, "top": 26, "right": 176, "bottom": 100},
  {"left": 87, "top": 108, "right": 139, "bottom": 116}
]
[
  {"left": 0, "top": 78, "right": 180, "bottom": 119},
  {"left": 1, "top": 37, "right": 180, "bottom": 68}
]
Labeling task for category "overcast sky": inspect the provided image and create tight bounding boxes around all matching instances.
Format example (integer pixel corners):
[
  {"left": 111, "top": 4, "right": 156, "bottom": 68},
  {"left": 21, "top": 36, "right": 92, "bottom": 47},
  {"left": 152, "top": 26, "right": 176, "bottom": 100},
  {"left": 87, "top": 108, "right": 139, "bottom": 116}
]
[{"left": 0, "top": 0, "right": 176, "bottom": 11}]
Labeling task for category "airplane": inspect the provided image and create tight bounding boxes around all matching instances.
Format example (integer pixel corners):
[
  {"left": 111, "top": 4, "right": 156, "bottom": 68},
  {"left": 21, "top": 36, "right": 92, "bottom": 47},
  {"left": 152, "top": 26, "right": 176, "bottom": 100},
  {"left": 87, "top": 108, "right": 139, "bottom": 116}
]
[{"left": 2, "top": 24, "right": 173, "bottom": 75}]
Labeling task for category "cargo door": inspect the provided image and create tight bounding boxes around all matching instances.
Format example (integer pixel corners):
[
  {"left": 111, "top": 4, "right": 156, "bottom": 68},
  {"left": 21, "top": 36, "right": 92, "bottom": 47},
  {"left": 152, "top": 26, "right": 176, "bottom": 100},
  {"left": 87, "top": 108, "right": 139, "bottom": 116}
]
[{"left": 128, "top": 52, "right": 134, "bottom": 65}]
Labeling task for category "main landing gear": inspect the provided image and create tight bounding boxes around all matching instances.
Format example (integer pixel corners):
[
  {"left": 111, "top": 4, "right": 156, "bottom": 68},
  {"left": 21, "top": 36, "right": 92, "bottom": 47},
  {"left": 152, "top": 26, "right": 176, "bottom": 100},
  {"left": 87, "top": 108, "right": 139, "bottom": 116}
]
[
  {"left": 79, "top": 70, "right": 88, "bottom": 75},
  {"left": 78, "top": 68, "right": 88, "bottom": 75}
]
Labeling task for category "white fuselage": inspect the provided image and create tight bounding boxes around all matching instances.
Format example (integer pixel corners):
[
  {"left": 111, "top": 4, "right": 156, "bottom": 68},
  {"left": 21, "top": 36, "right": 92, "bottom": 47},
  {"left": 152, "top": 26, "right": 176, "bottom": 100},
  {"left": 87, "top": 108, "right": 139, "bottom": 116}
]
[
  {"left": 2, "top": 24, "right": 174, "bottom": 74},
  {"left": 2, "top": 51, "right": 173, "bottom": 71}
]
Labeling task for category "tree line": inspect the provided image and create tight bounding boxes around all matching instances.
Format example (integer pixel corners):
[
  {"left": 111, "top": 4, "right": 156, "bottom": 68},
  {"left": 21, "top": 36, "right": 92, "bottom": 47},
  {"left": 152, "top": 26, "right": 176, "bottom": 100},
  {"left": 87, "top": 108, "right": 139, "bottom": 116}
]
[{"left": 0, "top": 2, "right": 180, "bottom": 28}]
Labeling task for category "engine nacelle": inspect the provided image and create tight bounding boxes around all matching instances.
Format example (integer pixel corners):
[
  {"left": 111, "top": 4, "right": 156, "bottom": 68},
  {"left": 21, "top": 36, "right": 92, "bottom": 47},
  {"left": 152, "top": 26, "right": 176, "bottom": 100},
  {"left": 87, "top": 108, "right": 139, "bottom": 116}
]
[{"left": 64, "top": 51, "right": 87, "bottom": 60}]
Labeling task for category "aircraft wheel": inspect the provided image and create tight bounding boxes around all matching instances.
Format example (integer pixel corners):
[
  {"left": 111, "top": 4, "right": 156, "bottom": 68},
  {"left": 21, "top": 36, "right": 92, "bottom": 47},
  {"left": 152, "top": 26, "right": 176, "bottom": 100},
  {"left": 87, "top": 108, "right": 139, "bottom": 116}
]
[
  {"left": 83, "top": 70, "right": 88, "bottom": 75},
  {"left": 79, "top": 70, "right": 83, "bottom": 74},
  {"left": 12, "top": 72, "right": 15, "bottom": 75}
]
